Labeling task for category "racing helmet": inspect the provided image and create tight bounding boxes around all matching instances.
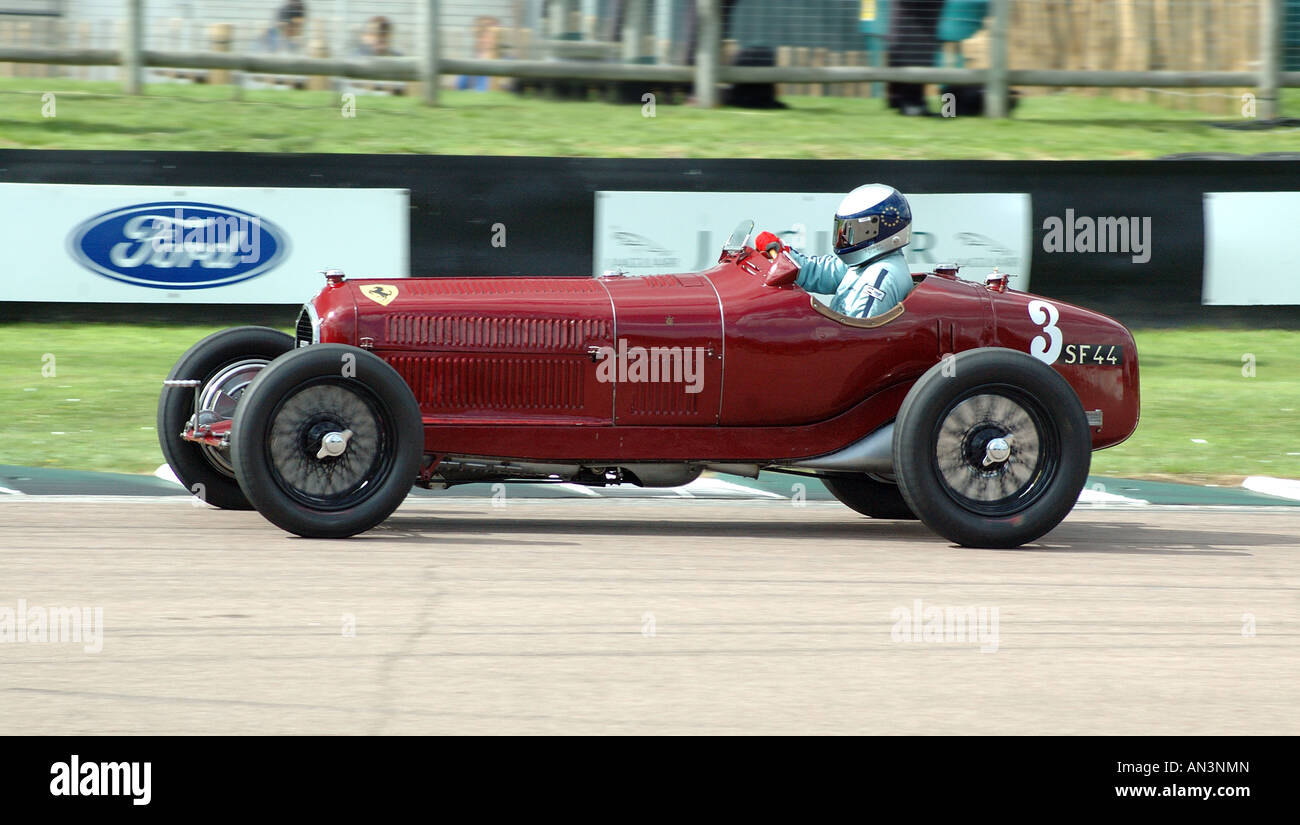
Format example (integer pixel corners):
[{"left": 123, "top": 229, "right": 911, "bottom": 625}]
[{"left": 833, "top": 184, "right": 912, "bottom": 266}]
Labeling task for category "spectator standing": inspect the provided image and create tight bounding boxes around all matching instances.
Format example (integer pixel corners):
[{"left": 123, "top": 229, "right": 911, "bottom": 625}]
[
  {"left": 457, "top": 16, "right": 500, "bottom": 92},
  {"left": 258, "top": 0, "right": 309, "bottom": 54},
  {"left": 356, "top": 16, "right": 401, "bottom": 57},
  {"left": 886, "top": 0, "right": 943, "bottom": 116}
]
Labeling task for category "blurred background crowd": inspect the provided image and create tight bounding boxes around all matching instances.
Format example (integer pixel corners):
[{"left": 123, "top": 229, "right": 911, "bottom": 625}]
[{"left": 2, "top": 0, "right": 1298, "bottom": 115}]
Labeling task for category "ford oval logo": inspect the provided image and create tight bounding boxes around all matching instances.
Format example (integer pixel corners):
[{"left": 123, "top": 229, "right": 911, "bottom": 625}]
[{"left": 68, "top": 202, "right": 289, "bottom": 290}]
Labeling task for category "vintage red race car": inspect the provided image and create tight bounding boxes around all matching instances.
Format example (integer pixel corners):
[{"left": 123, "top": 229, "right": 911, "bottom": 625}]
[{"left": 158, "top": 220, "right": 1139, "bottom": 547}]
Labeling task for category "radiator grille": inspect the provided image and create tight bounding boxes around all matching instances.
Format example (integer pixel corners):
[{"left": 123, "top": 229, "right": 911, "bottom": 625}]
[
  {"left": 385, "top": 315, "right": 610, "bottom": 352},
  {"left": 295, "top": 307, "right": 315, "bottom": 347},
  {"left": 386, "top": 354, "right": 586, "bottom": 412}
]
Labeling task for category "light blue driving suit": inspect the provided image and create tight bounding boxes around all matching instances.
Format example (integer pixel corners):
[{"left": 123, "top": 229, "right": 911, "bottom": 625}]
[{"left": 787, "top": 247, "right": 914, "bottom": 318}]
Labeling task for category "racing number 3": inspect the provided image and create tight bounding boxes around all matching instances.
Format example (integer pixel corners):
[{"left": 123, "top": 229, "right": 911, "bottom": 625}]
[{"left": 1027, "top": 300, "right": 1063, "bottom": 365}]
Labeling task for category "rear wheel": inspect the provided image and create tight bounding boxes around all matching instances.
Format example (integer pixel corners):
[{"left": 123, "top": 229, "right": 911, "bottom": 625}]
[
  {"left": 156, "top": 326, "right": 294, "bottom": 510},
  {"left": 894, "top": 348, "right": 1091, "bottom": 548},
  {"left": 230, "top": 344, "right": 423, "bottom": 538},
  {"left": 822, "top": 474, "right": 917, "bottom": 520}
]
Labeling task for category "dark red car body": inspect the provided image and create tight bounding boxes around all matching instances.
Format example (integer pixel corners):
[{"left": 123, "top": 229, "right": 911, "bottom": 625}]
[{"left": 300, "top": 244, "right": 1139, "bottom": 466}]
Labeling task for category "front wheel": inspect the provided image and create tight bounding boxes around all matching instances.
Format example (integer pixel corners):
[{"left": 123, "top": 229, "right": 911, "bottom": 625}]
[
  {"left": 893, "top": 348, "right": 1091, "bottom": 548},
  {"left": 230, "top": 345, "right": 423, "bottom": 538}
]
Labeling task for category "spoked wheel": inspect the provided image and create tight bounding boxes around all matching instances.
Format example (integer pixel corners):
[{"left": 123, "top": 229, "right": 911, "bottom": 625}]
[
  {"left": 157, "top": 326, "right": 295, "bottom": 510},
  {"left": 822, "top": 473, "right": 917, "bottom": 520},
  {"left": 894, "top": 348, "right": 1091, "bottom": 548},
  {"left": 931, "top": 389, "right": 1057, "bottom": 516},
  {"left": 265, "top": 380, "right": 394, "bottom": 510},
  {"left": 230, "top": 344, "right": 422, "bottom": 538}
]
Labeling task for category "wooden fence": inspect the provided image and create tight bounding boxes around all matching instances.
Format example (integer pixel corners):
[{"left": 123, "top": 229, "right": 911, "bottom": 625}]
[{"left": 0, "top": 0, "right": 1282, "bottom": 115}]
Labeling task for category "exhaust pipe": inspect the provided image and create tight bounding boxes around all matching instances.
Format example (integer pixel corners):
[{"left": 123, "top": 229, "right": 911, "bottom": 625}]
[{"left": 783, "top": 424, "right": 894, "bottom": 474}]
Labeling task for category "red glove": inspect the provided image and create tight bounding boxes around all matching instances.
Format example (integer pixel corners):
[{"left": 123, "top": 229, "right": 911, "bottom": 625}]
[{"left": 754, "top": 231, "right": 789, "bottom": 259}]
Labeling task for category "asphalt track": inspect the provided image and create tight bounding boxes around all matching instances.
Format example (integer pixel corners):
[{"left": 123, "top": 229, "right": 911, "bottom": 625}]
[{"left": 1, "top": 497, "right": 1297, "bottom": 735}]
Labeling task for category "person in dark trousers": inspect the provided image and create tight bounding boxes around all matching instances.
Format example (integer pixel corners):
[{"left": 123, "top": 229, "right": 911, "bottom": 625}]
[
  {"left": 886, "top": 0, "right": 943, "bottom": 116},
  {"left": 679, "top": 0, "right": 740, "bottom": 65}
]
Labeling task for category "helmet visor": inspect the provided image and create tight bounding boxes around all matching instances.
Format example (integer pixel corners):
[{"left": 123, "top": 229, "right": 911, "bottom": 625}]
[{"left": 834, "top": 214, "right": 880, "bottom": 253}]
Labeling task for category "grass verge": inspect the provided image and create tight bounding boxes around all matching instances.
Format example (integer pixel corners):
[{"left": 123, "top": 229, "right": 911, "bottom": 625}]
[{"left": 1, "top": 79, "right": 1299, "bottom": 158}]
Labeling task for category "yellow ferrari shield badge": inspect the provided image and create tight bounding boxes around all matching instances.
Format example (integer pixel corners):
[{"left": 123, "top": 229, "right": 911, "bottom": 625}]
[{"left": 361, "top": 284, "right": 399, "bottom": 306}]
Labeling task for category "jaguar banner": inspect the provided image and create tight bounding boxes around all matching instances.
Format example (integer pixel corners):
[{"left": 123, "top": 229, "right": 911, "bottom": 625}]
[{"left": 594, "top": 191, "right": 1034, "bottom": 291}]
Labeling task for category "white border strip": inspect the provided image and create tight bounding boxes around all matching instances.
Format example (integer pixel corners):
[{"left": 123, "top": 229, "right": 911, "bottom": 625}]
[{"left": 1242, "top": 476, "right": 1300, "bottom": 502}]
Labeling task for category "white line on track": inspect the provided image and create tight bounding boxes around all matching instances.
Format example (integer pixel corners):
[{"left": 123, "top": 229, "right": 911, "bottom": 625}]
[
  {"left": 153, "top": 463, "right": 184, "bottom": 486},
  {"left": 0, "top": 496, "right": 1290, "bottom": 515},
  {"left": 1243, "top": 475, "right": 1300, "bottom": 502},
  {"left": 1077, "top": 487, "right": 1148, "bottom": 506},
  {"left": 685, "top": 477, "right": 787, "bottom": 498},
  {"left": 555, "top": 483, "right": 602, "bottom": 497},
  {"left": 0, "top": 495, "right": 192, "bottom": 505}
]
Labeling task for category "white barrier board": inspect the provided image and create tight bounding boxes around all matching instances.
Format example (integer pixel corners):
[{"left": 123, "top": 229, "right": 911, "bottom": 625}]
[
  {"left": 0, "top": 183, "right": 408, "bottom": 303},
  {"left": 1204, "top": 192, "right": 1300, "bottom": 305}
]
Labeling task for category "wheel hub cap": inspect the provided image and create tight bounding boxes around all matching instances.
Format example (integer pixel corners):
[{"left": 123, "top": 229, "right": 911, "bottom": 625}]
[
  {"left": 936, "top": 393, "right": 1042, "bottom": 504},
  {"left": 196, "top": 358, "right": 269, "bottom": 476},
  {"left": 982, "top": 436, "right": 1011, "bottom": 467},
  {"left": 316, "top": 429, "right": 353, "bottom": 459}
]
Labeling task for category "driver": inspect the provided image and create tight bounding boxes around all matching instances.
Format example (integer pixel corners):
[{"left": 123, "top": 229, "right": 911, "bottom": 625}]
[{"left": 756, "top": 184, "right": 915, "bottom": 319}]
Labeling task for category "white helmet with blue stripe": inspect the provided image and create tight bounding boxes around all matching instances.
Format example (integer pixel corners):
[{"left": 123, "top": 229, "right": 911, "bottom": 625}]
[{"left": 833, "top": 184, "right": 912, "bottom": 266}]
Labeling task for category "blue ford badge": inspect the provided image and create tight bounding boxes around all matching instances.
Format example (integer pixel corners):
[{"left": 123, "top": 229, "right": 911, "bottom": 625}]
[{"left": 68, "top": 202, "right": 289, "bottom": 289}]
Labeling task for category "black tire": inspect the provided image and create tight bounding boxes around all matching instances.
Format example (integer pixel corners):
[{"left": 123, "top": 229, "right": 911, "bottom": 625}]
[
  {"left": 157, "top": 326, "right": 295, "bottom": 510},
  {"left": 893, "top": 348, "right": 1091, "bottom": 548},
  {"left": 822, "top": 474, "right": 918, "bottom": 520},
  {"left": 230, "top": 344, "right": 423, "bottom": 538}
]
